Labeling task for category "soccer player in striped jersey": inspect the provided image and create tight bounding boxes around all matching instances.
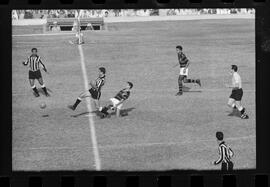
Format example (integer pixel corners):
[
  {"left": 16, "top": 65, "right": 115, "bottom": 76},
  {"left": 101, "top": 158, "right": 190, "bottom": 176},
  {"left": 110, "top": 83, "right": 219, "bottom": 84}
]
[
  {"left": 213, "top": 131, "right": 234, "bottom": 171},
  {"left": 68, "top": 67, "right": 106, "bottom": 111},
  {"left": 99, "top": 82, "right": 133, "bottom": 118},
  {"left": 22, "top": 48, "right": 49, "bottom": 97},
  {"left": 175, "top": 45, "right": 201, "bottom": 96},
  {"left": 226, "top": 65, "right": 249, "bottom": 119}
]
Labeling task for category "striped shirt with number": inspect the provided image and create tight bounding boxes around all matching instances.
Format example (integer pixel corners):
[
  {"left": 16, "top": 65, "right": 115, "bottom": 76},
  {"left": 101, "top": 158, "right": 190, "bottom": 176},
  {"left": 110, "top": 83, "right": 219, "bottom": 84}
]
[
  {"left": 23, "top": 55, "right": 46, "bottom": 72},
  {"left": 93, "top": 75, "right": 105, "bottom": 92},
  {"left": 215, "top": 141, "right": 234, "bottom": 164}
]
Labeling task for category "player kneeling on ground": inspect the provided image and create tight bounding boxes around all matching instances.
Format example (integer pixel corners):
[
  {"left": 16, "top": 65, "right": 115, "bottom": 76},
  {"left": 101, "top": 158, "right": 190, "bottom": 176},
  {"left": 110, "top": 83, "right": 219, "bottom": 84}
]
[{"left": 99, "top": 82, "right": 133, "bottom": 118}]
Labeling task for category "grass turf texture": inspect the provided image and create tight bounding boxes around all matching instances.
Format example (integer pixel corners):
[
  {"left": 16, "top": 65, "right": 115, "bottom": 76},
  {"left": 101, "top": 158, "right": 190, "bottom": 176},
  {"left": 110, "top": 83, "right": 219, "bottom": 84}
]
[{"left": 12, "top": 18, "right": 255, "bottom": 171}]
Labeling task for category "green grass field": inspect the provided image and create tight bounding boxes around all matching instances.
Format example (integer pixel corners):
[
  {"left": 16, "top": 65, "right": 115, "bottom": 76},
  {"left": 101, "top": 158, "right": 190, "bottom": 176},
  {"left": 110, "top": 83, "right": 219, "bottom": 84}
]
[{"left": 12, "top": 18, "right": 255, "bottom": 171}]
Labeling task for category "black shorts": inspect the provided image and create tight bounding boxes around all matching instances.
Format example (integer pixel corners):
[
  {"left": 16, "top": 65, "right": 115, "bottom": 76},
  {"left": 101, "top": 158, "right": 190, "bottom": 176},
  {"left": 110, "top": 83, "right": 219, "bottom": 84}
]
[
  {"left": 230, "top": 88, "right": 243, "bottom": 101},
  {"left": 89, "top": 88, "right": 101, "bottom": 100},
  {"left": 29, "top": 70, "right": 42, "bottom": 80}
]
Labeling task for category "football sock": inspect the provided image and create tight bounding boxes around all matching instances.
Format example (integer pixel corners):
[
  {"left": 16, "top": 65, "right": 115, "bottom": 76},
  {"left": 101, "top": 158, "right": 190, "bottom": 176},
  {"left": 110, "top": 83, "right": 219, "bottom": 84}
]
[
  {"left": 232, "top": 103, "right": 237, "bottom": 109},
  {"left": 101, "top": 107, "right": 109, "bottom": 115},
  {"left": 31, "top": 85, "right": 39, "bottom": 94},
  {"left": 41, "top": 84, "right": 48, "bottom": 94},
  {"left": 178, "top": 76, "right": 183, "bottom": 92},
  {"left": 184, "top": 79, "right": 196, "bottom": 83},
  {"left": 73, "top": 98, "right": 82, "bottom": 109},
  {"left": 238, "top": 106, "right": 244, "bottom": 112}
]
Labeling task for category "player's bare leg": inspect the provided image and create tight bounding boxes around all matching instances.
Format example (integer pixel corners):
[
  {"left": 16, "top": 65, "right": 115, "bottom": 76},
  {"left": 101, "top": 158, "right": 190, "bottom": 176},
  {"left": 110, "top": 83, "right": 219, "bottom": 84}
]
[
  {"left": 93, "top": 99, "right": 100, "bottom": 111},
  {"left": 68, "top": 91, "right": 91, "bottom": 111},
  {"left": 29, "top": 79, "right": 39, "bottom": 97},
  {"left": 235, "top": 101, "right": 249, "bottom": 119},
  {"left": 116, "top": 108, "right": 121, "bottom": 117},
  {"left": 227, "top": 98, "right": 236, "bottom": 109},
  {"left": 38, "top": 78, "right": 49, "bottom": 96}
]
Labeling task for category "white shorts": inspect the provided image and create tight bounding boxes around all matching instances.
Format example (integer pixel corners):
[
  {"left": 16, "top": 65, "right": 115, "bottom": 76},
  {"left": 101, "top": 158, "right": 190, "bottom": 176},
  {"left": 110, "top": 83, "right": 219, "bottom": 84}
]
[
  {"left": 179, "top": 68, "right": 189, "bottom": 76},
  {"left": 110, "top": 98, "right": 123, "bottom": 110}
]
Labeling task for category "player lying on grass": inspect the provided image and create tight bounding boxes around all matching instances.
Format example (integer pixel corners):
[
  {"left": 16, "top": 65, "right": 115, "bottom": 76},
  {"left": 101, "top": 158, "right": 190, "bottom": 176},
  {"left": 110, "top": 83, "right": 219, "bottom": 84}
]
[
  {"left": 99, "top": 82, "right": 133, "bottom": 118},
  {"left": 68, "top": 67, "right": 106, "bottom": 111},
  {"left": 22, "top": 48, "right": 50, "bottom": 97},
  {"left": 174, "top": 45, "right": 201, "bottom": 96},
  {"left": 226, "top": 65, "right": 249, "bottom": 119},
  {"left": 213, "top": 131, "right": 234, "bottom": 171}
]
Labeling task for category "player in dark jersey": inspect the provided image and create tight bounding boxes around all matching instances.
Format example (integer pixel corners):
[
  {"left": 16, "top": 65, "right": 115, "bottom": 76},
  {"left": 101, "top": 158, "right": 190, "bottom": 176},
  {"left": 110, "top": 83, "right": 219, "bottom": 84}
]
[
  {"left": 68, "top": 67, "right": 106, "bottom": 111},
  {"left": 99, "top": 82, "right": 133, "bottom": 118},
  {"left": 22, "top": 48, "right": 49, "bottom": 97},
  {"left": 175, "top": 45, "right": 201, "bottom": 96}
]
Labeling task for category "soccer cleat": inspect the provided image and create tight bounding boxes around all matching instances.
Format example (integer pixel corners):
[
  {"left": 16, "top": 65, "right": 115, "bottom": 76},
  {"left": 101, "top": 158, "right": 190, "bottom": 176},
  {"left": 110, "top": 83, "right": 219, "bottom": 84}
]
[
  {"left": 68, "top": 105, "right": 75, "bottom": 111},
  {"left": 175, "top": 92, "right": 183, "bottom": 96},
  {"left": 196, "top": 79, "right": 201, "bottom": 87},
  {"left": 241, "top": 114, "right": 249, "bottom": 119},
  {"left": 33, "top": 92, "right": 40, "bottom": 97},
  {"left": 45, "top": 92, "right": 50, "bottom": 97}
]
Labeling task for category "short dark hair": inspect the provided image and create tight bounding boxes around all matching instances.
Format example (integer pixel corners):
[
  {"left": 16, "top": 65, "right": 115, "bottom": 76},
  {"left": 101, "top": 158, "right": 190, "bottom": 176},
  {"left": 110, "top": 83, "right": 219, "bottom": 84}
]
[
  {"left": 176, "top": 45, "right": 183, "bottom": 50},
  {"left": 216, "top": 131, "right": 224, "bottom": 141},
  {"left": 99, "top": 67, "right": 106, "bottom": 74},
  {"left": 231, "top": 65, "right": 238, "bottom": 72},
  {"left": 127, "top": 81, "right": 133, "bottom": 89},
  {"left": 31, "top": 48, "right": 37, "bottom": 52}
]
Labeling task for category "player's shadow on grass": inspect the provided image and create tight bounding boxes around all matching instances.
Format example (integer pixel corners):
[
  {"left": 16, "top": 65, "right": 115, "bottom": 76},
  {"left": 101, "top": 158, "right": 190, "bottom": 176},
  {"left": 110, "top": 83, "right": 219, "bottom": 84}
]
[
  {"left": 71, "top": 107, "right": 136, "bottom": 118},
  {"left": 226, "top": 110, "right": 240, "bottom": 118},
  {"left": 182, "top": 86, "right": 202, "bottom": 93},
  {"left": 111, "top": 107, "right": 136, "bottom": 117},
  {"left": 37, "top": 87, "right": 53, "bottom": 96}
]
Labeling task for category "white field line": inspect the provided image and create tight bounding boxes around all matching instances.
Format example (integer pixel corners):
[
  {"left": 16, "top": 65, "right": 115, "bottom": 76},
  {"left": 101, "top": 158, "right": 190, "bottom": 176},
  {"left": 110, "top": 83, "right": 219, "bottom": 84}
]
[
  {"left": 13, "top": 135, "right": 255, "bottom": 151},
  {"left": 78, "top": 44, "right": 101, "bottom": 171}
]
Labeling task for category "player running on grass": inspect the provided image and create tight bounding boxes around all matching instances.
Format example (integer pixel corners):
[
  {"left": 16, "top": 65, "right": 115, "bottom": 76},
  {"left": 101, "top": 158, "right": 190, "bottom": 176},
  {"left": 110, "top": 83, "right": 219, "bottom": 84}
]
[
  {"left": 226, "top": 65, "right": 249, "bottom": 119},
  {"left": 68, "top": 67, "right": 106, "bottom": 111},
  {"left": 99, "top": 82, "right": 133, "bottom": 118},
  {"left": 174, "top": 45, "right": 201, "bottom": 96},
  {"left": 22, "top": 48, "right": 50, "bottom": 97}
]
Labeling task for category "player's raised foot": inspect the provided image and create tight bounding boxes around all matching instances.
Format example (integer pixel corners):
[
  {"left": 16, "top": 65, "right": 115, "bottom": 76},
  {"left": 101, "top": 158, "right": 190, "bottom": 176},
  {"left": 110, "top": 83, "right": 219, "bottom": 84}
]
[
  {"left": 45, "top": 92, "right": 50, "bottom": 97},
  {"left": 68, "top": 105, "right": 75, "bottom": 111},
  {"left": 33, "top": 92, "right": 40, "bottom": 97},
  {"left": 175, "top": 92, "right": 183, "bottom": 96},
  {"left": 196, "top": 79, "right": 201, "bottom": 87}
]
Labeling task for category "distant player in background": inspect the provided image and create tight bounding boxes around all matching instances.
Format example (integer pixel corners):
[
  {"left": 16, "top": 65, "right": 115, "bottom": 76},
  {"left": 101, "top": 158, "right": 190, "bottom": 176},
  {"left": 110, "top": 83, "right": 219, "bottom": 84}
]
[
  {"left": 68, "top": 67, "right": 106, "bottom": 111},
  {"left": 70, "top": 16, "right": 84, "bottom": 45},
  {"left": 22, "top": 48, "right": 50, "bottom": 97},
  {"left": 174, "top": 45, "right": 201, "bottom": 96},
  {"left": 99, "top": 82, "right": 133, "bottom": 118},
  {"left": 213, "top": 131, "right": 234, "bottom": 171},
  {"left": 226, "top": 65, "right": 249, "bottom": 119}
]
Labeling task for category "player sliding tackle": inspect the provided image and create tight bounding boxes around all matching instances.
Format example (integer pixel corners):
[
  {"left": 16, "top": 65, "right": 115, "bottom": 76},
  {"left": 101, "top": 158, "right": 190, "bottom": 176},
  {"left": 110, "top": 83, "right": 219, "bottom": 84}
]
[
  {"left": 174, "top": 45, "right": 201, "bottom": 96},
  {"left": 99, "top": 82, "right": 133, "bottom": 118},
  {"left": 68, "top": 67, "right": 106, "bottom": 111},
  {"left": 226, "top": 65, "right": 249, "bottom": 119}
]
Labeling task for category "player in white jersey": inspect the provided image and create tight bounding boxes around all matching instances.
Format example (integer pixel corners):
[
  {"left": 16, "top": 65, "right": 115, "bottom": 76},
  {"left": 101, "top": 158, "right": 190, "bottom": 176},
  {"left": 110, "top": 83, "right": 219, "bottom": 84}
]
[{"left": 226, "top": 65, "right": 249, "bottom": 119}]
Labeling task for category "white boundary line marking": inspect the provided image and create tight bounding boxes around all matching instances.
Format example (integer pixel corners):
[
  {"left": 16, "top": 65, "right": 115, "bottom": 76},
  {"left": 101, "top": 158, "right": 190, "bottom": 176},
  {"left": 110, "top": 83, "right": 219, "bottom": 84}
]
[
  {"left": 13, "top": 135, "right": 255, "bottom": 151},
  {"left": 78, "top": 44, "right": 101, "bottom": 171}
]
